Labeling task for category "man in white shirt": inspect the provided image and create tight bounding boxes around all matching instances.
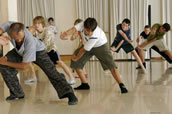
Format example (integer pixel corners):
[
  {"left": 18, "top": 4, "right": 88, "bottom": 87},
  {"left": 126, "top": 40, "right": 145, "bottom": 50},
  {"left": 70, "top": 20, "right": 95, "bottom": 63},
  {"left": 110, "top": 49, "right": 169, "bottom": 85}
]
[{"left": 60, "top": 17, "right": 128, "bottom": 94}]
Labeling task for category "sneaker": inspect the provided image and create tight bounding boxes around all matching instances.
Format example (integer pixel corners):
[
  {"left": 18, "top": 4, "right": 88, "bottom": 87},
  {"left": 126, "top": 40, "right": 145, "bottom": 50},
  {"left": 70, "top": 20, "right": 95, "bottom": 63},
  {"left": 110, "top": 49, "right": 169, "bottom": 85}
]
[
  {"left": 61, "top": 93, "right": 78, "bottom": 105},
  {"left": 68, "top": 78, "right": 76, "bottom": 85},
  {"left": 67, "top": 93, "right": 78, "bottom": 105},
  {"left": 24, "top": 77, "right": 37, "bottom": 83},
  {"left": 119, "top": 83, "right": 128, "bottom": 94},
  {"left": 136, "top": 66, "right": 141, "bottom": 69},
  {"left": 6, "top": 95, "right": 24, "bottom": 100},
  {"left": 74, "top": 83, "right": 90, "bottom": 90}
]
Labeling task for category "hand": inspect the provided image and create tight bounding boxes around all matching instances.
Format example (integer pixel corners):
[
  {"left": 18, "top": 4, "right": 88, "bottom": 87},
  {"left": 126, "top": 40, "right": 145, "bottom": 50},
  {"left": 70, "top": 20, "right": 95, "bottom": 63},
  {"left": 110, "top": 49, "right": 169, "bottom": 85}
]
[
  {"left": 0, "top": 35, "right": 10, "bottom": 46},
  {"left": 136, "top": 37, "right": 140, "bottom": 43},
  {"left": 111, "top": 47, "right": 117, "bottom": 51},
  {"left": 138, "top": 43, "right": 146, "bottom": 49},
  {"left": 70, "top": 36, "right": 76, "bottom": 41},
  {"left": 0, "top": 56, "right": 8, "bottom": 65},
  {"left": 128, "top": 40, "right": 133, "bottom": 44},
  {"left": 71, "top": 55, "right": 78, "bottom": 61},
  {"left": 60, "top": 32, "right": 68, "bottom": 40}
]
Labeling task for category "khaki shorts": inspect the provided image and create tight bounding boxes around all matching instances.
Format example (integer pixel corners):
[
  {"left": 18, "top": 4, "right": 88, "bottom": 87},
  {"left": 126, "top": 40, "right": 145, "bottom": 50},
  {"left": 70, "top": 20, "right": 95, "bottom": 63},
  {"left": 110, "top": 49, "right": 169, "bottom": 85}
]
[
  {"left": 142, "top": 39, "right": 168, "bottom": 51},
  {"left": 70, "top": 43, "right": 117, "bottom": 70}
]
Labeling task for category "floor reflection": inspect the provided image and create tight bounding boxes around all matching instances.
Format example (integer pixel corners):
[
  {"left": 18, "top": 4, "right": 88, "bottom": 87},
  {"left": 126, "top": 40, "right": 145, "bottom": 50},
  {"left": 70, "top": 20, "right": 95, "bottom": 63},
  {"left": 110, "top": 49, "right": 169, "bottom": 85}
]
[{"left": 0, "top": 60, "right": 172, "bottom": 114}]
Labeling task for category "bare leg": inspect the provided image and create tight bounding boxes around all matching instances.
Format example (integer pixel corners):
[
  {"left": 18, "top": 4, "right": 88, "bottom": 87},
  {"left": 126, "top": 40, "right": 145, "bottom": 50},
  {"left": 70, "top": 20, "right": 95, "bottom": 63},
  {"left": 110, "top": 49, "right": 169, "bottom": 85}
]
[
  {"left": 57, "top": 60, "right": 74, "bottom": 78},
  {"left": 57, "top": 60, "right": 75, "bottom": 84},
  {"left": 136, "top": 47, "right": 145, "bottom": 63},
  {"left": 29, "top": 63, "right": 36, "bottom": 78},
  {"left": 131, "top": 50, "right": 147, "bottom": 73},
  {"left": 24, "top": 63, "right": 37, "bottom": 83},
  {"left": 110, "top": 67, "right": 128, "bottom": 93},
  {"left": 75, "top": 68, "right": 87, "bottom": 83},
  {"left": 109, "top": 68, "right": 122, "bottom": 84},
  {"left": 74, "top": 68, "right": 90, "bottom": 90}
]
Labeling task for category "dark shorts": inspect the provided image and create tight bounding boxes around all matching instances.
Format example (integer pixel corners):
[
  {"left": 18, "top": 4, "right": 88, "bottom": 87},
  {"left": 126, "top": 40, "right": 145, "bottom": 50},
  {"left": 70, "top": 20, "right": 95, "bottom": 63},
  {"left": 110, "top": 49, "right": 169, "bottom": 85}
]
[
  {"left": 47, "top": 50, "right": 61, "bottom": 64},
  {"left": 111, "top": 40, "right": 134, "bottom": 53}
]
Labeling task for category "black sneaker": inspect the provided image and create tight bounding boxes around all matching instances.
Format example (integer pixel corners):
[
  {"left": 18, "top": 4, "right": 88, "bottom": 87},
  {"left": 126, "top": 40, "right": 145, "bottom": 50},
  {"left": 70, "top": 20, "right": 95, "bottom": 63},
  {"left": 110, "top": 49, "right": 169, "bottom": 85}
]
[
  {"left": 136, "top": 66, "right": 141, "bottom": 69},
  {"left": 67, "top": 93, "right": 78, "bottom": 105},
  {"left": 6, "top": 95, "right": 24, "bottom": 100},
  {"left": 74, "top": 83, "right": 90, "bottom": 90},
  {"left": 143, "top": 62, "right": 146, "bottom": 68},
  {"left": 61, "top": 93, "right": 78, "bottom": 105},
  {"left": 119, "top": 83, "right": 128, "bottom": 94}
]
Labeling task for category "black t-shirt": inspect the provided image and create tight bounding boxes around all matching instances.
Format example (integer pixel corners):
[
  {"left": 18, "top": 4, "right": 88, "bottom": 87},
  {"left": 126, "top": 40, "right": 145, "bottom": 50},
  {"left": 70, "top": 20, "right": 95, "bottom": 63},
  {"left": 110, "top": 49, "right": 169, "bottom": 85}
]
[{"left": 140, "top": 31, "right": 150, "bottom": 39}]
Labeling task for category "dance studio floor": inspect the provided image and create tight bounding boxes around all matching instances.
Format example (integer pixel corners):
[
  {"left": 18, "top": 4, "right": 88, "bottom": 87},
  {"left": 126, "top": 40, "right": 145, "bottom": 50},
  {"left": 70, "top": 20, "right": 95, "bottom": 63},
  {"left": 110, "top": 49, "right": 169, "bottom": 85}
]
[{"left": 0, "top": 60, "right": 172, "bottom": 114}]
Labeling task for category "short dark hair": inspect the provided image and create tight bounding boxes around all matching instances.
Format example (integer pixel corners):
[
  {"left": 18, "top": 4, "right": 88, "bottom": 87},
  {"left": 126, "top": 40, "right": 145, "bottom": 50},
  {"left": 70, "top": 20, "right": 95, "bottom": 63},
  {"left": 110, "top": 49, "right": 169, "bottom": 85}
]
[
  {"left": 163, "top": 23, "right": 171, "bottom": 32},
  {"left": 48, "top": 17, "right": 54, "bottom": 22},
  {"left": 122, "top": 18, "right": 130, "bottom": 26},
  {"left": 9, "top": 23, "right": 25, "bottom": 34},
  {"left": 84, "top": 17, "right": 97, "bottom": 32},
  {"left": 144, "top": 25, "right": 151, "bottom": 29}
]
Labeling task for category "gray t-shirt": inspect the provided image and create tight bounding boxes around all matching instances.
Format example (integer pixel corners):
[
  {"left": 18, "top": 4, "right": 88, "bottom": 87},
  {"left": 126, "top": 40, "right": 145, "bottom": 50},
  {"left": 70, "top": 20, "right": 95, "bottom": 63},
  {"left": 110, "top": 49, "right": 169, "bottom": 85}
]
[{"left": 0, "top": 21, "right": 45, "bottom": 62}]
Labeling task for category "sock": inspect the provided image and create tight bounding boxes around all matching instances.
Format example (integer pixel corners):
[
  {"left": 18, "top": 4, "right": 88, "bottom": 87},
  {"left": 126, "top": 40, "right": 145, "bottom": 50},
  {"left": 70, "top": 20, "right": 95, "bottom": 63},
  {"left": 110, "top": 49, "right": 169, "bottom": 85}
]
[{"left": 74, "top": 83, "right": 90, "bottom": 90}]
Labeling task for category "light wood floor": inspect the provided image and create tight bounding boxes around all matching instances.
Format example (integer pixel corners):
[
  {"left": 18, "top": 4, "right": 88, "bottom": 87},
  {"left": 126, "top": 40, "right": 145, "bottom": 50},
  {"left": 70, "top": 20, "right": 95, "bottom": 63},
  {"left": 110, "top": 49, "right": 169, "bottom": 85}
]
[{"left": 0, "top": 58, "right": 172, "bottom": 114}]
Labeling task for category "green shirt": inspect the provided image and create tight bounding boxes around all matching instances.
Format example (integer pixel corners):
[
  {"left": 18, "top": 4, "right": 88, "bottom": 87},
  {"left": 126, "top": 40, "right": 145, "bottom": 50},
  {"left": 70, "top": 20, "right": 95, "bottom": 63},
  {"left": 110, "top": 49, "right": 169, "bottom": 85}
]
[{"left": 147, "top": 24, "right": 166, "bottom": 41}]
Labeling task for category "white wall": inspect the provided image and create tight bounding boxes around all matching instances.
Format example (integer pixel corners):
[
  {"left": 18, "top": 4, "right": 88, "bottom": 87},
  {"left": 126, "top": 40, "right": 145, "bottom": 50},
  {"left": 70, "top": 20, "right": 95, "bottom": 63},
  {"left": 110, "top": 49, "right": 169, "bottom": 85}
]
[
  {"left": 2, "top": 0, "right": 17, "bottom": 55},
  {"left": 0, "top": 0, "right": 8, "bottom": 24},
  {"left": 8, "top": 0, "right": 18, "bottom": 21},
  {"left": 54, "top": 0, "right": 78, "bottom": 55}
]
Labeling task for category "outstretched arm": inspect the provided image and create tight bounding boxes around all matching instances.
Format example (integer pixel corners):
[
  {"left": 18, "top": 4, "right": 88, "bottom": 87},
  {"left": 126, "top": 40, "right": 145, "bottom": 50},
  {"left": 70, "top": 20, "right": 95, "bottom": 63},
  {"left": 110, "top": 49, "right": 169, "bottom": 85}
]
[
  {"left": 118, "top": 30, "right": 133, "bottom": 44},
  {"left": 138, "top": 38, "right": 157, "bottom": 48},
  {"left": 0, "top": 56, "right": 31, "bottom": 70},
  {"left": 60, "top": 27, "right": 77, "bottom": 40},
  {"left": 71, "top": 47, "right": 86, "bottom": 61}
]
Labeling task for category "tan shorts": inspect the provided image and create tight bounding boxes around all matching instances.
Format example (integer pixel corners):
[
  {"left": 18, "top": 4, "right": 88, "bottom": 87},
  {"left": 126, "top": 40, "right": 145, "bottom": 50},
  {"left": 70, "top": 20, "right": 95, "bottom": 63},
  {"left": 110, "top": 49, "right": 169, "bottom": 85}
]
[
  {"left": 142, "top": 39, "right": 168, "bottom": 51},
  {"left": 70, "top": 43, "right": 117, "bottom": 70}
]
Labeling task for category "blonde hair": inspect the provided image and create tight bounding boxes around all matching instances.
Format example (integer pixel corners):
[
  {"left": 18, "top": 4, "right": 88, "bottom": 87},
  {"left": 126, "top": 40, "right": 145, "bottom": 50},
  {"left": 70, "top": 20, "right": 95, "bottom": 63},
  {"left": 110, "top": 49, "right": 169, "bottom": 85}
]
[
  {"left": 74, "top": 18, "right": 83, "bottom": 25},
  {"left": 33, "top": 16, "right": 46, "bottom": 27}
]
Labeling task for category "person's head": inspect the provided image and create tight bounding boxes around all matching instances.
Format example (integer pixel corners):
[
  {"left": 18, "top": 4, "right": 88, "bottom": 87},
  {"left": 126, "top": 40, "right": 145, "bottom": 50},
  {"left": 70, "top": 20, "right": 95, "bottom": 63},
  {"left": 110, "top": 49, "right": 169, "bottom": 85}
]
[
  {"left": 74, "top": 18, "right": 83, "bottom": 25},
  {"left": 9, "top": 23, "right": 25, "bottom": 43},
  {"left": 83, "top": 17, "right": 97, "bottom": 36},
  {"left": 121, "top": 18, "right": 130, "bottom": 31},
  {"left": 33, "top": 16, "right": 45, "bottom": 32},
  {"left": 48, "top": 17, "right": 54, "bottom": 25},
  {"left": 144, "top": 25, "right": 151, "bottom": 35},
  {"left": 159, "top": 23, "right": 171, "bottom": 32}
]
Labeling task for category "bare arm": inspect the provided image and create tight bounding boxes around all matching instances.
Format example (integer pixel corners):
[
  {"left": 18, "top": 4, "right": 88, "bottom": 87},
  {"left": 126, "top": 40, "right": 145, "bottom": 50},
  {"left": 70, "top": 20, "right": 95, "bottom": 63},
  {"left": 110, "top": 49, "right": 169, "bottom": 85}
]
[
  {"left": 71, "top": 47, "right": 86, "bottom": 61},
  {"left": 0, "top": 28, "right": 4, "bottom": 35},
  {"left": 111, "top": 40, "right": 124, "bottom": 51},
  {"left": 0, "top": 56, "right": 31, "bottom": 70},
  {"left": 60, "top": 27, "right": 77, "bottom": 40},
  {"left": 70, "top": 31, "right": 79, "bottom": 41},
  {"left": 118, "top": 30, "right": 133, "bottom": 44},
  {"left": 138, "top": 38, "right": 157, "bottom": 48}
]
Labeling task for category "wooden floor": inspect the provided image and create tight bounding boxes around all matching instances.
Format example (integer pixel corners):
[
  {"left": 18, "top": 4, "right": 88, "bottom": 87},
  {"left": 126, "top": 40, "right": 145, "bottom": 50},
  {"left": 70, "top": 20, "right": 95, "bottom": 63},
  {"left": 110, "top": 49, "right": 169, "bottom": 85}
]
[{"left": 0, "top": 58, "right": 172, "bottom": 114}]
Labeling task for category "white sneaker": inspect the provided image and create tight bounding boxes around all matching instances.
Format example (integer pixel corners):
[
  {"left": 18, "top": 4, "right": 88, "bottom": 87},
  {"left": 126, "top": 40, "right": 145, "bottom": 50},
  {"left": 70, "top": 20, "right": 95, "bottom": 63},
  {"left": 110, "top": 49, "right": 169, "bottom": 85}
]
[
  {"left": 68, "top": 78, "right": 76, "bottom": 85},
  {"left": 24, "top": 78, "right": 37, "bottom": 84}
]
